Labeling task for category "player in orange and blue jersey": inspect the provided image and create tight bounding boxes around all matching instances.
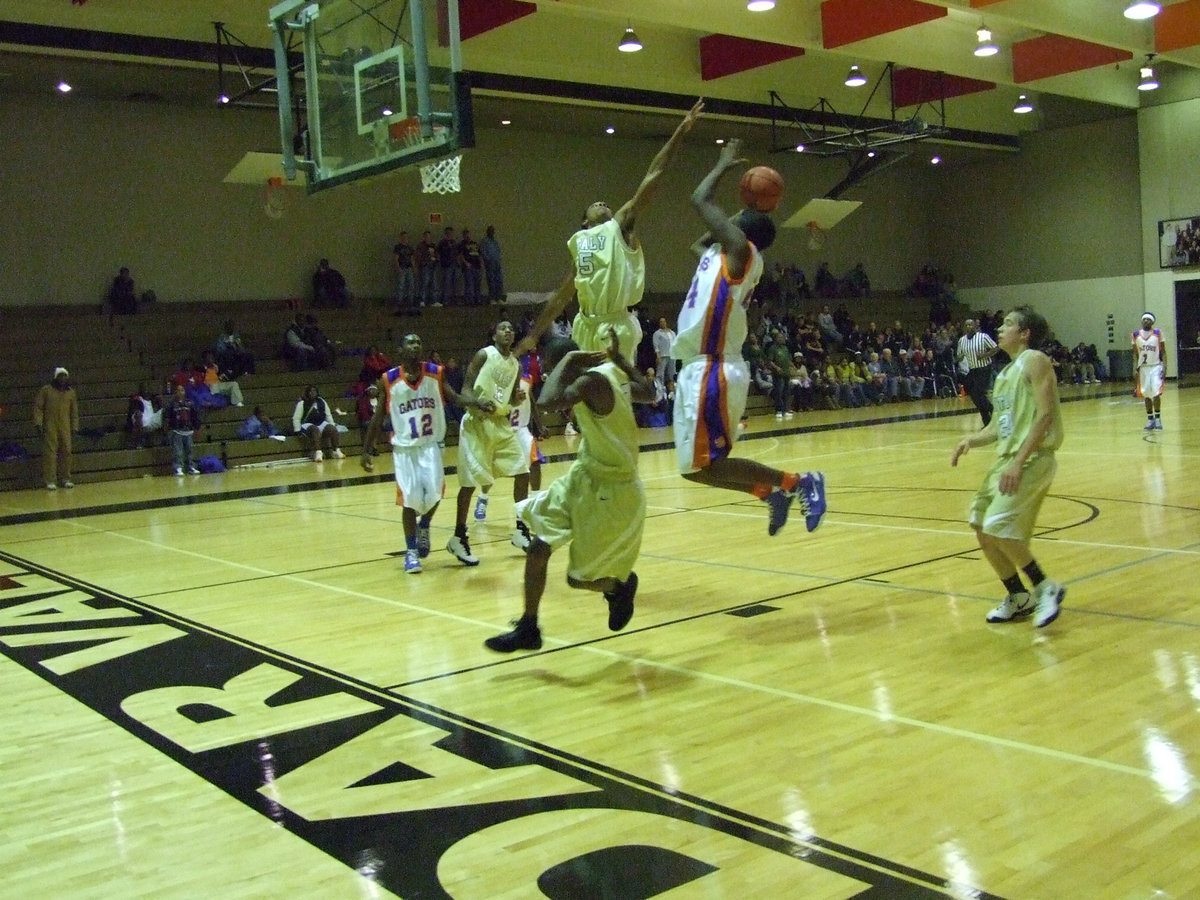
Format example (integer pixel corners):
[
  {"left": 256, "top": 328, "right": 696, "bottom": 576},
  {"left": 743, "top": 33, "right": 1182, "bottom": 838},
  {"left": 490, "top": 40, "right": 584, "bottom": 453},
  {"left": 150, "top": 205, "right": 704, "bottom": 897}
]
[{"left": 672, "top": 138, "right": 826, "bottom": 537}]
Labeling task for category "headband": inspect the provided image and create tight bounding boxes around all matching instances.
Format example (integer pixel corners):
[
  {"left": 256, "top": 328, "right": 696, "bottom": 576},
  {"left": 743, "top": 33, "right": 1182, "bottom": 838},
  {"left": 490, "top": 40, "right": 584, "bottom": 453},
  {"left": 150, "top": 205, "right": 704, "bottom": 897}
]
[{"left": 1142, "top": 312, "right": 1156, "bottom": 324}]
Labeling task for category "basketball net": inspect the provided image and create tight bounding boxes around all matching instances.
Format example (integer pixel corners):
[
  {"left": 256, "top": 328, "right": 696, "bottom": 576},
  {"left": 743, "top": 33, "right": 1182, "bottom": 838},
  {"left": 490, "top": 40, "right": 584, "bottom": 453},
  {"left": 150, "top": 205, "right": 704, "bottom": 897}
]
[
  {"left": 806, "top": 220, "right": 826, "bottom": 251},
  {"left": 393, "top": 116, "right": 461, "bottom": 194},
  {"left": 264, "top": 176, "right": 285, "bottom": 220}
]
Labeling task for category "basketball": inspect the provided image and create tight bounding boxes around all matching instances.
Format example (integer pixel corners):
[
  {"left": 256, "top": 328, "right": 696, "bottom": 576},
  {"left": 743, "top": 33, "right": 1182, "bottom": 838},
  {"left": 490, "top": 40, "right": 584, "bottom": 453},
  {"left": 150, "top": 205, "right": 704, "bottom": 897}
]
[{"left": 739, "top": 166, "right": 784, "bottom": 212}]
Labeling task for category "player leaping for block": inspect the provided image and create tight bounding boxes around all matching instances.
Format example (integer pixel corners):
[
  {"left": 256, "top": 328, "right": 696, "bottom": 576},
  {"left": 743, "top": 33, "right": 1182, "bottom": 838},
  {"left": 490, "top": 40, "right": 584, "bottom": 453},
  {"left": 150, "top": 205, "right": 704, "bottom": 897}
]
[
  {"left": 517, "top": 98, "right": 705, "bottom": 360},
  {"left": 672, "top": 138, "right": 826, "bottom": 537}
]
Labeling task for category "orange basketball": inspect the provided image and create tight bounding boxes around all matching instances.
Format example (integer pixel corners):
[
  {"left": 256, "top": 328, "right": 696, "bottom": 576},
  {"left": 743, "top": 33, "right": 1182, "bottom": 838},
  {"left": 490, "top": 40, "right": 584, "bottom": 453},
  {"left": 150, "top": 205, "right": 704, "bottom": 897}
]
[{"left": 738, "top": 165, "right": 784, "bottom": 212}]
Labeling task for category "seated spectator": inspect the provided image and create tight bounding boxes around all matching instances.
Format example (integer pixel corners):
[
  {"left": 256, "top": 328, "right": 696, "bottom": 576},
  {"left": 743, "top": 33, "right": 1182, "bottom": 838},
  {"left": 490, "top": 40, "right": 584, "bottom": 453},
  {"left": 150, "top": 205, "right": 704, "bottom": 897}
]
[
  {"left": 237, "top": 406, "right": 279, "bottom": 440},
  {"left": 814, "top": 261, "right": 837, "bottom": 298},
  {"left": 284, "top": 314, "right": 318, "bottom": 371},
  {"left": 842, "top": 262, "right": 871, "bottom": 298},
  {"left": 836, "top": 356, "right": 869, "bottom": 407},
  {"left": 358, "top": 345, "right": 392, "bottom": 388},
  {"left": 303, "top": 315, "right": 338, "bottom": 369},
  {"left": 313, "top": 258, "right": 350, "bottom": 308},
  {"left": 896, "top": 349, "right": 925, "bottom": 399},
  {"left": 789, "top": 355, "right": 814, "bottom": 411},
  {"left": 199, "top": 350, "right": 245, "bottom": 407},
  {"left": 216, "top": 320, "right": 256, "bottom": 379},
  {"left": 1070, "top": 342, "right": 1099, "bottom": 384},
  {"left": 877, "top": 348, "right": 902, "bottom": 401},
  {"left": 108, "top": 266, "right": 137, "bottom": 314},
  {"left": 635, "top": 367, "right": 672, "bottom": 428},
  {"left": 292, "top": 384, "right": 344, "bottom": 462},
  {"left": 126, "top": 384, "right": 164, "bottom": 448},
  {"left": 810, "top": 368, "right": 840, "bottom": 409},
  {"left": 817, "top": 304, "right": 843, "bottom": 349}
]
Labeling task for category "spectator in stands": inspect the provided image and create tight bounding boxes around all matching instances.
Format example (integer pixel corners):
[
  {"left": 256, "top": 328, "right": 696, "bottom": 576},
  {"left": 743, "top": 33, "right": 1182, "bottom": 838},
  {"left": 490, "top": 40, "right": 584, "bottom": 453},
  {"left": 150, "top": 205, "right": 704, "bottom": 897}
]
[
  {"left": 284, "top": 313, "right": 318, "bottom": 371},
  {"left": 549, "top": 314, "right": 573, "bottom": 340},
  {"left": 480, "top": 225, "right": 505, "bottom": 303},
  {"left": 764, "top": 329, "right": 793, "bottom": 420},
  {"left": 811, "top": 367, "right": 840, "bottom": 409},
  {"left": 292, "top": 384, "right": 344, "bottom": 462},
  {"left": 313, "top": 258, "right": 349, "bottom": 308},
  {"left": 302, "top": 314, "right": 337, "bottom": 369},
  {"left": 108, "top": 266, "right": 138, "bottom": 314},
  {"left": 127, "top": 383, "right": 163, "bottom": 449},
  {"left": 163, "top": 382, "right": 200, "bottom": 476},
  {"left": 652, "top": 317, "right": 676, "bottom": 388},
  {"left": 815, "top": 261, "right": 837, "bottom": 298},
  {"left": 199, "top": 350, "right": 245, "bottom": 407},
  {"left": 441, "top": 356, "right": 465, "bottom": 423},
  {"left": 743, "top": 333, "right": 769, "bottom": 392},
  {"left": 392, "top": 231, "right": 417, "bottom": 315},
  {"left": 896, "top": 349, "right": 925, "bottom": 399},
  {"left": 436, "top": 226, "right": 458, "bottom": 306},
  {"left": 817, "top": 304, "right": 843, "bottom": 349},
  {"left": 415, "top": 229, "right": 438, "bottom": 307},
  {"left": 215, "top": 319, "right": 255, "bottom": 379},
  {"left": 878, "top": 348, "right": 902, "bottom": 401},
  {"left": 458, "top": 228, "right": 483, "bottom": 306},
  {"left": 358, "top": 345, "right": 392, "bottom": 389},
  {"left": 356, "top": 383, "right": 386, "bottom": 453},
  {"left": 790, "top": 354, "right": 815, "bottom": 411},
  {"left": 237, "top": 406, "right": 279, "bottom": 440},
  {"left": 837, "top": 355, "right": 869, "bottom": 407},
  {"left": 33, "top": 366, "right": 79, "bottom": 489},
  {"left": 843, "top": 262, "right": 871, "bottom": 298}
]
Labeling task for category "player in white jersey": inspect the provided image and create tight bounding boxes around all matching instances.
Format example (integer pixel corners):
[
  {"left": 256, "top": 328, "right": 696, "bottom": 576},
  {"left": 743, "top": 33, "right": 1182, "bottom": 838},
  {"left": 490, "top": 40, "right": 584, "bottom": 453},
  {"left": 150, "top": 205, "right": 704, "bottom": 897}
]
[
  {"left": 516, "top": 99, "right": 705, "bottom": 360},
  {"left": 1134, "top": 312, "right": 1166, "bottom": 431},
  {"left": 360, "top": 333, "right": 476, "bottom": 574},
  {"left": 672, "top": 138, "right": 827, "bottom": 538},
  {"left": 449, "top": 321, "right": 529, "bottom": 565},
  {"left": 474, "top": 352, "right": 547, "bottom": 525}
]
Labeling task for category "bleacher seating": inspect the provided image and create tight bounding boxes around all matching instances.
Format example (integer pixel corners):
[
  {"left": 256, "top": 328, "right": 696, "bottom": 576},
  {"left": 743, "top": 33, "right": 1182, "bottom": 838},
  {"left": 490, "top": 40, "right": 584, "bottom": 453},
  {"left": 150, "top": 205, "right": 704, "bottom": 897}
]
[{"left": 0, "top": 291, "right": 961, "bottom": 490}]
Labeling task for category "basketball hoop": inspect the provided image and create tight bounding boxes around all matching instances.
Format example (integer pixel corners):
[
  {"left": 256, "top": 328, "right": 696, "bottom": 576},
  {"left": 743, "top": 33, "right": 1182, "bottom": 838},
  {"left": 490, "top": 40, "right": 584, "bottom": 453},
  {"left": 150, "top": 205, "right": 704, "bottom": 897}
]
[
  {"left": 419, "top": 155, "right": 462, "bottom": 194},
  {"left": 806, "top": 220, "right": 826, "bottom": 251},
  {"left": 264, "top": 176, "right": 286, "bottom": 220}
]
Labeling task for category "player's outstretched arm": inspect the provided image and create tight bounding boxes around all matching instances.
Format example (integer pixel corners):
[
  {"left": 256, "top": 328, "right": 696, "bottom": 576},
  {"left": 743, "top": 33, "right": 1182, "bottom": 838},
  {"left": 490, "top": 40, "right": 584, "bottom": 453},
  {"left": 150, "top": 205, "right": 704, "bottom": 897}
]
[
  {"left": 602, "top": 327, "right": 656, "bottom": 404},
  {"left": 614, "top": 98, "right": 704, "bottom": 235},
  {"left": 514, "top": 272, "right": 575, "bottom": 357},
  {"left": 536, "top": 350, "right": 607, "bottom": 414},
  {"left": 692, "top": 139, "right": 751, "bottom": 276}
]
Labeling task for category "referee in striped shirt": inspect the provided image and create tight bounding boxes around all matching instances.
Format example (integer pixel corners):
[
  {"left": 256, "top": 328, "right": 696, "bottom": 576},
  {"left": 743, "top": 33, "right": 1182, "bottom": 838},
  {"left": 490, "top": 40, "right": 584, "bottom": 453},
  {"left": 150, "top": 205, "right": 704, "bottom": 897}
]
[{"left": 956, "top": 318, "right": 998, "bottom": 425}]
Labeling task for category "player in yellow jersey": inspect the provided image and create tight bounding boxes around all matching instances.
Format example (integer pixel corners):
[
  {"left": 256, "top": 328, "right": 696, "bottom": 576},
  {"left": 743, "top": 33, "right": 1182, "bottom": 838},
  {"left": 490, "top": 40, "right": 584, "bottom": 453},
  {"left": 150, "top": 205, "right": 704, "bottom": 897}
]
[
  {"left": 486, "top": 330, "right": 654, "bottom": 652},
  {"left": 517, "top": 98, "right": 705, "bottom": 360},
  {"left": 952, "top": 305, "right": 1066, "bottom": 628},
  {"left": 448, "top": 321, "right": 529, "bottom": 565}
]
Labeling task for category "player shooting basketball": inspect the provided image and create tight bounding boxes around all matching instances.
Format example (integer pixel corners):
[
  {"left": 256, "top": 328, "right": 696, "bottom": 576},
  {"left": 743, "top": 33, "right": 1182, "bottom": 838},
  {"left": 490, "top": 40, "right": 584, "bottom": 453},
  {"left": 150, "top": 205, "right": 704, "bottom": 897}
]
[
  {"left": 516, "top": 98, "right": 705, "bottom": 360},
  {"left": 671, "top": 138, "right": 826, "bottom": 537}
]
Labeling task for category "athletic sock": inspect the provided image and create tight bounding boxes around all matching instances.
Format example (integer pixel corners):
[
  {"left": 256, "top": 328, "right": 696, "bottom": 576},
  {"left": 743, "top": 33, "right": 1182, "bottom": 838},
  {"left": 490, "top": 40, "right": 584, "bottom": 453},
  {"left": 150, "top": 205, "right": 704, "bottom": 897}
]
[
  {"left": 1002, "top": 574, "right": 1026, "bottom": 597},
  {"left": 406, "top": 535, "right": 418, "bottom": 551},
  {"left": 418, "top": 515, "right": 431, "bottom": 527},
  {"left": 781, "top": 471, "right": 801, "bottom": 493},
  {"left": 1022, "top": 560, "right": 1045, "bottom": 587}
]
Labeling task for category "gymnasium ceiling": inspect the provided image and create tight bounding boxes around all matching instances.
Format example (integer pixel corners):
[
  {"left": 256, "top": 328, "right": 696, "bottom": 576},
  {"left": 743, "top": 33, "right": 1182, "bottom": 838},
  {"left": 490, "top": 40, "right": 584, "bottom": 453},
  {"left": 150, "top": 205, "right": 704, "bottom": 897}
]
[{"left": 2, "top": 0, "right": 1198, "bottom": 164}]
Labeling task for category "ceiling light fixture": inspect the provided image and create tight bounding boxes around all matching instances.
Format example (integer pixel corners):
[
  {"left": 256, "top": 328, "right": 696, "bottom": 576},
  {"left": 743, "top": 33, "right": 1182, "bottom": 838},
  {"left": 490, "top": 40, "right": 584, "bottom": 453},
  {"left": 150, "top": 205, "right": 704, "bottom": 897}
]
[
  {"left": 218, "top": 94, "right": 230, "bottom": 104},
  {"left": 618, "top": 27, "right": 642, "bottom": 52},
  {"left": 747, "top": 0, "right": 776, "bottom": 10},
  {"left": 845, "top": 65, "right": 867, "bottom": 87},
  {"left": 57, "top": 81, "right": 72, "bottom": 93},
  {"left": 1124, "top": 2, "right": 1161, "bottom": 20},
  {"left": 1138, "top": 61, "right": 1159, "bottom": 91},
  {"left": 500, "top": 119, "right": 511, "bottom": 126},
  {"left": 930, "top": 156, "right": 942, "bottom": 165},
  {"left": 605, "top": 126, "right": 616, "bottom": 134},
  {"left": 974, "top": 25, "right": 999, "bottom": 57},
  {"left": 795, "top": 143, "right": 806, "bottom": 153},
  {"left": 1013, "top": 94, "right": 1034, "bottom": 114}
]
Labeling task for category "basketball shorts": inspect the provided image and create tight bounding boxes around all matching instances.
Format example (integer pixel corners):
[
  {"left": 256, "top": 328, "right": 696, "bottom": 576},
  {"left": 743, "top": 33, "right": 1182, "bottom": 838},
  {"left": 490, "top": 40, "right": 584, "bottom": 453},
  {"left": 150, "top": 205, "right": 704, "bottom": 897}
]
[
  {"left": 1136, "top": 363, "right": 1164, "bottom": 399},
  {"left": 572, "top": 309, "right": 643, "bottom": 361},
  {"left": 516, "top": 463, "right": 645, "bottom": 584},
  {"left": 457, "top": 411, "right": 529, "bottom": 488},
  {"left": 515, "top": 426, "right": 545, "bottom": 467},
  {"left": 393, "top": 442, "right": 445, "bottom": 515},
  {"left": 968, "top": 452, "right": 1057, "bottom": 542},
  {"left": 673, "top": 356, "right": 749, "bottom": 475}
]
